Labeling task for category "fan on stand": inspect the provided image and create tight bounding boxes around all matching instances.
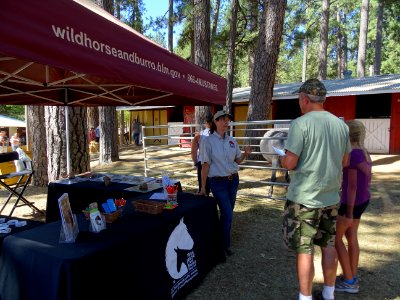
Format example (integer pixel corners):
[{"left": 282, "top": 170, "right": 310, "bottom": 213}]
[{"left": 259, "top": 129, "right": 290, "bottom": 198}]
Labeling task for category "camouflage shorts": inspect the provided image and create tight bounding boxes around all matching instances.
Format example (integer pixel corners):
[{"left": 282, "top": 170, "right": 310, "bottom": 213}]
[{"left": 282, "top": 200, "right": 338, "bottom": 254}]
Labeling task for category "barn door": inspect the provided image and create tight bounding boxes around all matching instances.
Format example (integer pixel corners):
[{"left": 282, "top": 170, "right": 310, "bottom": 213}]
[{"left": 358, "top": 119, "right": 390, "bottom": 154}]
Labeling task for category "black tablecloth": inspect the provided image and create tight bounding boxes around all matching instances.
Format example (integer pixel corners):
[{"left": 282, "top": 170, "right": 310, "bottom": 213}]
[
  {"left": 0, "top": 215, "right": 43, "bottom": 254},
  {"left": 0, "top": 193, "right": 224, "bottom": 300},
  {"left": 46, "top": 179, "right": 160, "bottom": 223}
]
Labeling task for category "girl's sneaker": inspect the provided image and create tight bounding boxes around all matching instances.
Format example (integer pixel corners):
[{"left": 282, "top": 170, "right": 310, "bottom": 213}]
[{"left": 335, "top": 276, "right": 359, "bottom": 293}]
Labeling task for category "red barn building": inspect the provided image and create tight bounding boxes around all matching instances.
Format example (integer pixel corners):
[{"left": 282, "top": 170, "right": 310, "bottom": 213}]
[{"left": 232, "top": 74, "right": 400, "bottom": 154}]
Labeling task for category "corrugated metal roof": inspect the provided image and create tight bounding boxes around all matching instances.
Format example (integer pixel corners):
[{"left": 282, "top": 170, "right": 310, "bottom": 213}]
[{"left": 233, "top": 74, "right": 400, "bottom": 102}]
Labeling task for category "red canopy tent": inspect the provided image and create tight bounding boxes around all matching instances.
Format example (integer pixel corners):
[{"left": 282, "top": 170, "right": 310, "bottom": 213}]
[
  {"left": 0, "top": 0, "right": 227, "bottom": 175},
  {"left": 0, "top": 0, "right": 226, "bottom": 107}
]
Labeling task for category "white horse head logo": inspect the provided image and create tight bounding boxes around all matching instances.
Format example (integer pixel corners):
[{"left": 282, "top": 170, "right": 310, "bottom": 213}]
[{"left": 165, "top": 218, "right": 194, "bottom": 279}]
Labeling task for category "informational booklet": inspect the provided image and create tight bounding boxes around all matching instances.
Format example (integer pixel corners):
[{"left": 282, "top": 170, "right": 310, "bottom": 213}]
[
  {"left": 58, "top": 193, "right": 79, "bottom": 243},
  {"left": 272, "top": 145, "right": 286, "bottom": 157}
]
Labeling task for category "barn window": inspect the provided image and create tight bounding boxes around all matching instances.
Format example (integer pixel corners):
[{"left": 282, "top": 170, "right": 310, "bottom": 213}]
[
  {"left": 273, "top": 99, "right": 300, "bottom": 120},
  {"left": 356, "top": 93, "right": 391, "bottom": 118}
]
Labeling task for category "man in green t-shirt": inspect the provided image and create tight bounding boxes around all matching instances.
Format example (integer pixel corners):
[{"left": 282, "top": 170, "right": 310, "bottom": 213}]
[{"left": 281, "top": 79, "right": 351, "bottom": 300}]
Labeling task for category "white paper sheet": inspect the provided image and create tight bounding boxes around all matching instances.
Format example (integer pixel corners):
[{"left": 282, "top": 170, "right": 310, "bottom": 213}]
[
  {"left": 272, "top": 145, "right": 286, "bottom": 156},
  {"left": 149, "top": 193, "right": 167, "bottom": 200}
]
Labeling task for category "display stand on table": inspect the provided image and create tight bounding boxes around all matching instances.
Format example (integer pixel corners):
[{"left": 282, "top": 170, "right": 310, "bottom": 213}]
[{"left": 58, "top": 193, "right": 79, "bottom": 243}]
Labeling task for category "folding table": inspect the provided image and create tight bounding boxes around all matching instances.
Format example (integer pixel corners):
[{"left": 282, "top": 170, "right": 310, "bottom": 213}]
[{"left": 0, "top": 193, "right": 224, "bottom": 300}]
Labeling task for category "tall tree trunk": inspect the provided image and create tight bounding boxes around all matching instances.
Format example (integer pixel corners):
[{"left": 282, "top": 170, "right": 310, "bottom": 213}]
[
  {"left": 341, "top": 12, "right": 348, "bottom": 73},
  {"left": 69, "top": 107, "right": 91, "bottom": 174},
  {"left": 99, "top": 107, "right": 119, "bottom": 164},
  {"left": 132, "top": 0, "right": 143, "bottom": 33},
  {"left": 302, "top": 38, "right": 308, "bottom": 82},
  {"left": 119, "top": 111, "right": 125, "bottom": 145},
  {"left": 103, "top": 0, "right": 114, "bottom": 15},
  {"left": 210, "top": 0, "right": 220, "bottom": 67},
  {"left": 190, "top": 26, "right": 195, "bottom": 62},
  {"left": 318, "top": 0, "right": 330, "bottom": 80},
  {"left": 168, "top": 0, "right": 174, "bottom": 52},
  {"left": 226, "top": 0, "right": 239, "bottom": 115},
  {"left": 45, "top": 107, "right": 67, "bottom": 181},
  {"left": 116, "top": 0, "right": 121, "bottom": 18},
  {"left": 98, "top": 0, "right": 119, "bottom": 165},
  {"left": 190, "top": 0, "right": 195, "bottom": 62},
  {"left": 45, "top": 107, "right": 90, "bottom": 181},
  {"left": 193, "top": 0, "right": 212, "bottom": 127},
  {"left": 211, "top": 0, "right": 221, "bottom": 42},
  {"left": 247, "top": 0, "right": 259, "bottom": 86},
  {"left": 87, "top": 107, "right": 99, "bottom": 130},
  {"left": 336, "top": 8, "right": 342, "bottom": 79},
  {"left": 374, "top": 0, "right": 384, "bottom": 75},
  {"left": 246, "top": 0, "right": 286, "bottom": 138},
  {"left": 193, "top": 0, "right": 211, "bottom": 72},
  {"left": 27, "top": 106, "right": 48, "bottom": 187},
  {"left": 357, "top": 0, "right": 370, "bottom": 77}
]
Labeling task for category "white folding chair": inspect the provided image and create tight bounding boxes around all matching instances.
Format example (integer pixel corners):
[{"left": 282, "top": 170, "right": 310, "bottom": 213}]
[{"left": 0, "top": 150, "right": 44, "bottom": 217}]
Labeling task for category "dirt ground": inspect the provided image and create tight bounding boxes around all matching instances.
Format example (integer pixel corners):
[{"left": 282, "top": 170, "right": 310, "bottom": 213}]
[{"left": 1, "top": 146, "right": 399, "bottom": 300}]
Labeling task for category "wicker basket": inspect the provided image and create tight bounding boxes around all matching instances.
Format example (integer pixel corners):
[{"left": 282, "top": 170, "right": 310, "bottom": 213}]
[
  {"left": 101, "top": 209, "right": 122, "bottom": 223},
  {"left": 133, "top": 200, "right": 165, "bottom": 215}
]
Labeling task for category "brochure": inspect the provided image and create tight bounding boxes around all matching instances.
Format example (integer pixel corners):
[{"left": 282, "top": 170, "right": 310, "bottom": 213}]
[
  {"left": 272, "top": 145, "right": 286, "bottom": 157},
  {"left": 58, "top": 193, "right": 79, "bottom": 243}
]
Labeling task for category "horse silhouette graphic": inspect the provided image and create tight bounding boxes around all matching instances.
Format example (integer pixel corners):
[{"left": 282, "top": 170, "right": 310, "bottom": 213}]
[
  {"left": 165, "top": 218, "right": 194, "bottom": 279},
  {"left": 174, "top": 247, "right": 192, "bottom": 273}
]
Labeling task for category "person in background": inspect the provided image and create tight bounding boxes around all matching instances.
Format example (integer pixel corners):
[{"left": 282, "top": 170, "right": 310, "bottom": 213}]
[
  {"left": 335, "top": 120, "right": 372, "bottom": 294},
  {"left": 10, "top": 133, "right": 20, "bottom": 151},
  {"left": 95, "top": 126, "right": 100, "bottom": 143},
  {"left": 0, "top": 131, "right": 8, "bottom": 153},
  {"left": 124, "top": 131, "right": 130, "bottom": 145},
  {"left": 197, "top": 110, "right": 251, "bottom": 257},
  {"left": 133, "top": 119, "right": 142, "bottom": 146},
  {"left": 191, "top": 114, "right": 213, "bottom": 196},
  {"left": 280, "top": 79, "right": 351, "bottom": 300},
  {"left": 88, "top": 127, "right": 96, "bottom": 143},
  {"left": 20, "top": 133, "right": 26, "bottom": 146}
]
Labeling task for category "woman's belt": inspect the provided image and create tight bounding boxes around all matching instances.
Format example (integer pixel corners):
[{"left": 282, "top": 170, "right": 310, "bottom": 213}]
[{"left": 210, "top": 173, "right": 238, "bottom": 180}]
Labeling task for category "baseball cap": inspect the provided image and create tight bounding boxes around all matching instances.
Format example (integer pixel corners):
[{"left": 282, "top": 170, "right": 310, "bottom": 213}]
[
  {"left": 213, "top": 110, "right": 233, "bottom": 121},
  {"left": 294, "top": 78, "right": 327, "bottom": 97}
]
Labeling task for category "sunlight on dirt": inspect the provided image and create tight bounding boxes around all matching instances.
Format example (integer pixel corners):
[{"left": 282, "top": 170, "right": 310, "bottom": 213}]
[{"left": 1, "top": 147, "right": 399, "bottom": 299}]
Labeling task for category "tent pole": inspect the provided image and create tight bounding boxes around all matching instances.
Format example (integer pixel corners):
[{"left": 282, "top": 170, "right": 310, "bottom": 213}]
[
  {"left": 65, "top": 106, "right": 71, "bottom": 176},
  {"left": 25, "top": 105, "right": 30, "bottom": 151}
]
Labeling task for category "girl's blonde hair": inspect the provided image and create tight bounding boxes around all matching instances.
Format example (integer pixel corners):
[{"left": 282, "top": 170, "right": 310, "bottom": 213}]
[
  {"left": 346, "top": 120, "right": 366, "bottom": 148},
  {"left": 346, "top": 120, "right": 371, "bottom": 162}
]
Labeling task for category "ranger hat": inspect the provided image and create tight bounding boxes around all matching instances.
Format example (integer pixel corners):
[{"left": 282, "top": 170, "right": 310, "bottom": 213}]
[
  {"left": 213, "top": 110, "right": 233, "bottom": 121},
  {"left": 294, "top": 78, "right": 327, "bottom": 97}
]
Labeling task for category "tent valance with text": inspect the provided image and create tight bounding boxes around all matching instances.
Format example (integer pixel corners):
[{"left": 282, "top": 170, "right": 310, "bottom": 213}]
[{"left": 0, "top": 0, "right": 226, "bottom": 107}]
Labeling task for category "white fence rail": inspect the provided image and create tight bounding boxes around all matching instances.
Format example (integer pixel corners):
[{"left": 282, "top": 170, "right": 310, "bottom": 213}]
[
  {"left": 137, "top": 117, "right": 390, "bottom": 200},
  {"left": 141, "top": 120, "right": 292, "bottom": 200}
]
